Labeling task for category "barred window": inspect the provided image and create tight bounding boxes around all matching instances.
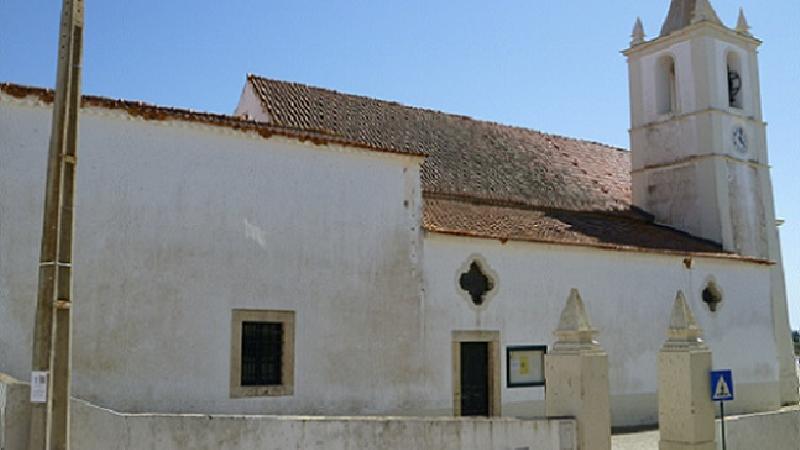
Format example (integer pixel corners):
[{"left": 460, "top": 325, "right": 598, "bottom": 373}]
[
  {"left": 241, "top": 322, "right": 283, "bottom": 386},
  {"left": 231, "top": 310, "right": 294, "bottom": 397}
]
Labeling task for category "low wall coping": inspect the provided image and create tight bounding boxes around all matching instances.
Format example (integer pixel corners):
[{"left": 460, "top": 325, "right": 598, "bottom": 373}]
[{"left": 76, "top": 399, "right": 572, "bottom": 422}]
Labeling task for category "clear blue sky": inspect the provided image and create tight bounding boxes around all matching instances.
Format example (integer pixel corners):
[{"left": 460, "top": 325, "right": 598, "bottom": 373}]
[{"left": 2, "top": 1, "right": 798, "bottom": 328}]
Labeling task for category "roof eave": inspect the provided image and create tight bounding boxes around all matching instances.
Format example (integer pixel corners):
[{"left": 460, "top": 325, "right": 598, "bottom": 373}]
[
  {"left": 0, "top": 82, "right": 428, "bottom": 159},
  {"left": 423, "top": 227, "right": 773, "bottom": 266}
]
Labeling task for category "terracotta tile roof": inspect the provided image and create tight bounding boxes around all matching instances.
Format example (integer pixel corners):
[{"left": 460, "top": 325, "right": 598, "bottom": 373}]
[
  {"left": 0, "top": 83, "right": 426, "bottom": 158},
  {"left": 245, "top": 76, "right": 764, "bottom": 259},
  {"left": 423, "top": 195, "right": 771, "bottom": 262},
  {"left": 249, "top": 75, "right": 631, "bottom": 212}
]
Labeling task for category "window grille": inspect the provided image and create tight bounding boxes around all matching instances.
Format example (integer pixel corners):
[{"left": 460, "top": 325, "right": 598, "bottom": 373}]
[{"left": 241, "top": 322, "right": 283, "bottom": 386}]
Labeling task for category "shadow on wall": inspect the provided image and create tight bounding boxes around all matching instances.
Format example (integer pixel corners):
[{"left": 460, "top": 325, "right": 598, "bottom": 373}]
[{"left": 546, "top": 208, "right": 723, "bottom": 253}]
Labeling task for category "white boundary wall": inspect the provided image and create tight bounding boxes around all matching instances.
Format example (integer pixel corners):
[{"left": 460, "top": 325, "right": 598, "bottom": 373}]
[
  {"left": 72, "top": 404, "right": 576, "bottom": 450},
  {"left": 613, "top": 407, "right": 800, "bottom": 450},
  {"left": 0, "top": 375, "right": 576, "bottom": 450},
  {"left": 0, "top": 374, "right": 31, "bottom": 450},
  {"left": 715, "top": 406, "right": 800, "bottom": 450}
]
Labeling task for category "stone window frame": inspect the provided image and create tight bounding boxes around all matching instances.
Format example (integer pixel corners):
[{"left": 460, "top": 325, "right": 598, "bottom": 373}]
[
  {"left": 230, "top": 309, "right": 295, "bottom": 398},
  {"left": 451, "top": 330, "right": 502, "bottom": 417},
  {"left": 455, "top": 254, "right": 499, "bottom": 311}
]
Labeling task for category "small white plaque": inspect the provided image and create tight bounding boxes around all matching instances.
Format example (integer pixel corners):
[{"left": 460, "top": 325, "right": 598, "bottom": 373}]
[{"left": 30, "top": 371, "right": 48, "bottom": 403}]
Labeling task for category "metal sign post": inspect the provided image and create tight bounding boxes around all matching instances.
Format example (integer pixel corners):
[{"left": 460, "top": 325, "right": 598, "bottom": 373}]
[
  {"left": 710, "top": 370, "right": 734, "bottom": 450},
  {"left": 720, "top": 401, "right": 726, "bottom": 450},
  {"left": 29, "top": 1, "right": 84, "bottom": 449}
]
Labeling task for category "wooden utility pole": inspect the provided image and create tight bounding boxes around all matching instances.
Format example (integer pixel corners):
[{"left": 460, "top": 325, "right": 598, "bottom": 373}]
[{"left": 29, "top": 1, "right": 84, "bottom": 449}]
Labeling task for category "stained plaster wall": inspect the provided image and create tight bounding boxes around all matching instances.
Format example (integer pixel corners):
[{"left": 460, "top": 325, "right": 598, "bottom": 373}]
[
  {"left": 627, "top": 24, "right": 798, "bottom": 404},
  {"left": 0, "top": 374, "right": 577, "bottom": 450},
  {"left": 628, "top": 31, "right": 769, "bottom": 254},
  {"left": 69, "top": 402, "right": 576, "bottom": 450},
  {"left": 0, "top": 96, "right": 427, "bottom": 415},
  {"left": 420, "top": 233, "right": 780, "bottom": 426}
]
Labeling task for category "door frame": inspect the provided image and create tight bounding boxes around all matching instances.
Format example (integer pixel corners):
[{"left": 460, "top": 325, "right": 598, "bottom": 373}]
[{"left": 451, "top": 330, "right": 501, "bottom": 417}]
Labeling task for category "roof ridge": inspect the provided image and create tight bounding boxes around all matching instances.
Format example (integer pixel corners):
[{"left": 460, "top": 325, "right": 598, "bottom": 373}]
[{"left": 247, "top": 74, "right": 628, "bottom": 153}]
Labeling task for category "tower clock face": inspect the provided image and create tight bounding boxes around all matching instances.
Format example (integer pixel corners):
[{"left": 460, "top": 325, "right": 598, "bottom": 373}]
[{"left": 732, "top": 126, "right": 748, "bottom": 154}]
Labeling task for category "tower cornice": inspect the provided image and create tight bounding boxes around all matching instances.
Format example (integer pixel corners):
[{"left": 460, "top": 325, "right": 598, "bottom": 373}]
[
  {"left": 630, "top": 154, "right": 770, "bottom": 176},
  {"left": 628, "top": 107, "right": 766, "bottom": 134},
  {"left": 623, "top": 21, "right": 760, "bottom": 57}
]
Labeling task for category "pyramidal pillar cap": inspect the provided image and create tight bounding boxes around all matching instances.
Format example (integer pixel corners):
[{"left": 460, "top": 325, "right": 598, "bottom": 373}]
[
  {"left": 736, "top": 7, "right": 752, "bottom": 35},
  {"left": 660, "top": 0, "right": 722, "bottom": 37},
  {"left": 691, "top": 0, "right": 722, "bottom": 25},
  {"left": 553, "top": 289, "right": 602, "bottom": 353},
  {"left": 663, "top": 290, "right": 707, "bottom": 350},
  {"left": 631, "top": 17, "right": 646, "bottom": 46}
]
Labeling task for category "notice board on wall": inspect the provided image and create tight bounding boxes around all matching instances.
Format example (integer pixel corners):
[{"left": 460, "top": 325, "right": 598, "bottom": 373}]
[{"left": 507, "top": 346, "right": 546, "bottom": 388}]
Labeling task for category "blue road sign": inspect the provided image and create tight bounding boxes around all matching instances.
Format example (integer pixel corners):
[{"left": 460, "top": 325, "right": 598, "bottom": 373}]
[{"left": 710, "top": 370, "right": 734, "bottom": 402}]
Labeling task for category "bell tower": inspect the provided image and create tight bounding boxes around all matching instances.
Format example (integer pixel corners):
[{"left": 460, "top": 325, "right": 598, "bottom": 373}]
[{"left": 624, "top": 0, "right": 800, "bottom": 405}]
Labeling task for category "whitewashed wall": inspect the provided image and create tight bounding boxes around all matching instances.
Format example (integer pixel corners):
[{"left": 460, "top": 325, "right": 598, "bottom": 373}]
[
  {"left": 715, "top": 406, "right": 800, "bottom": 450},
  {"left": 0, "top": 93, "right": 783, "bottom": 426},
  {"left": 421, "top": 234, "right": 780, "bottom": 426},
  {"left": 0, "top": 96, "right": 426, "bottom": 415},
  {"left": 70, "top": 403, "right": 576, "bottom": 450},
  {"left": 0, "top": 374, "right": 576, "bottom": 450}
]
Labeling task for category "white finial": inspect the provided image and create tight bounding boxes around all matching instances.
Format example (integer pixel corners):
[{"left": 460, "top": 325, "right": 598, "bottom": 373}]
[
  {"left": 691, "top": 0, "right": 723, "bottom": 25},
  {"left": 631, "top": 17, "right": 646, "bottom": 46},
  {"left": 736, "top": 7, "right": 752, "bottom": 35},
  {"left": 554, "top": 289, "right": 599, "bottom": 348},
  {"left": 666, "top": 290, "right": 704, "bottom": 346}
]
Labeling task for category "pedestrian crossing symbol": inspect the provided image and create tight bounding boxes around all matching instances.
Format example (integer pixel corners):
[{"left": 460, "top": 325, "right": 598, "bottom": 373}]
[{"left": 710, "top": 370, "right": 734, "bottom": 402}]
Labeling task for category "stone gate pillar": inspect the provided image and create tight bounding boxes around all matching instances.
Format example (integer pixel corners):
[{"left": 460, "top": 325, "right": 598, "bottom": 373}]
[
  {"left": 658, "top": 291, "right": 716, "bottom": 450},
  {"left": 545, "top": 288, "right": 611, "bottom": 450}
]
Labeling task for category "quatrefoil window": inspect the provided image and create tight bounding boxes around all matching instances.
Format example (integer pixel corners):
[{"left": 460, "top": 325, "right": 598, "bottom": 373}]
[
  {"left": 458, "top": 257, "right": 497, "bottom": 307},
  {"left": 702, "top": 281, "right": 723, "bottom": 312}
]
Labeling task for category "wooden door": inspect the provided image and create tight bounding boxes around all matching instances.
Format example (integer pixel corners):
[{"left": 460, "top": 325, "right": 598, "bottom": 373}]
[{"left": 460, "top": 342, "right": 489, "bottom": 416}]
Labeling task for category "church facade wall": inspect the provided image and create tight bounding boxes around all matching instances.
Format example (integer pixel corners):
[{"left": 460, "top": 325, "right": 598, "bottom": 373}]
[
  {"left": 421, "top": 233, "right": 780, "bottom": 426},
  {"left": 0, "top": 94, "right": 785, "bottom": 426},
  {"left": 0, "top": 97, "right": 427, "bottom": 415}
]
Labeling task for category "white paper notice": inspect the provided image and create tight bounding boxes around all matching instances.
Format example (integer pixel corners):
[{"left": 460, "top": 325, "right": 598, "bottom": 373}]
[{"left": 31, "top": 371, "right": 48, "bottom": 403}]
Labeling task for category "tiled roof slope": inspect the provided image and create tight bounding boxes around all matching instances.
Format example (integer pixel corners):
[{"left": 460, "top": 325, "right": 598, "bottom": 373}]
[
  {"left": 423, "top": 195, "right": 739, "bottom": 257},
  {"left": 249, "top": 75, "right": 631, "bottom": 212},
  {"left": 245, "top": 76, "right": 758, "bottom": 259}
]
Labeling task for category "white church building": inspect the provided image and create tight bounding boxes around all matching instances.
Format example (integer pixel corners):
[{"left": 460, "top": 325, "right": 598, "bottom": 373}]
[{"left": 0, "top": 0, "right": 797, "bottom": 427}]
